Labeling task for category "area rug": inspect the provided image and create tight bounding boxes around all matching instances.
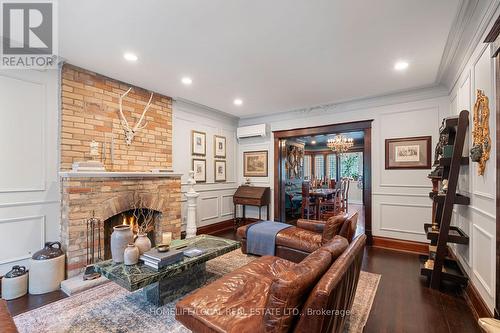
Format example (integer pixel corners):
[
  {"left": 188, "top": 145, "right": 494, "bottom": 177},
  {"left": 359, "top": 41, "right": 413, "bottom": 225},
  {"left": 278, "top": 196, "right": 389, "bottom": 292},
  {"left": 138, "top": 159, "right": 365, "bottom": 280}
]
[{"left": 14, "top": 250, "right": 380, "bottom": 333}]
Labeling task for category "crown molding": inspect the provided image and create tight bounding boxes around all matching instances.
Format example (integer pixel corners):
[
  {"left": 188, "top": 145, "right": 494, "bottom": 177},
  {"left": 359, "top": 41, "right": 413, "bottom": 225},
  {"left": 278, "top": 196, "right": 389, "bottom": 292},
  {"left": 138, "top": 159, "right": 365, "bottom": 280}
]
[
  {"left": 173, "top": 97, "right": 239, "bottom": 124},
  {"left": 435, "top": 0, "right": 474, "bottom": 84},
  {"left": 439, "top": 0, "right": 500, "bottom": 90},
  {"left": 239, "top": 84, "right": 448, "bottom": 124}
]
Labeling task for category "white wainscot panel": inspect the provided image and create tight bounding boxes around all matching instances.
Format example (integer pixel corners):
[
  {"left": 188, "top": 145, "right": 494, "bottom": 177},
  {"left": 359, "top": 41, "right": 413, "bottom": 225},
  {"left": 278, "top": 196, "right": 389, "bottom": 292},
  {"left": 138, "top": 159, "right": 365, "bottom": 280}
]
[
  {"left": 453, "top": 207, "right": 471, "bottom": 267},
  {"left": 379, "top": 107, "right": 439, "bottom": 188},
  {"left": 457, "top": 165, "right": 470, "bottom": 194},
  {"left": 458, "top": 73, "right": 471, "bottom": 153},
  {"left": 220, "top": 194, "right": 234, "bottom": 217},
  {"left": 199, "top": 196, "right": 219, "bottom": 223},
  {"left": 472, "top": 221, "right": 495, "bottom": 298},
  {"left": 0, "top": 75, "right": 45, "bottom": 192},
  {"left": 472, "top": 169, "right": 496, "bottom": 202},
  {"left": 458, "top": 73, "right": 471, "bottom": 119},
  {"left": 472, "top": 194, "right": 496, "bottom": 217},
  {"left": 0, "top": 216, "right": 45, "bottom": 265},
  {"left": 471, "top": 45, "right": 495, "bottom": 201},
  {"left": 379, "top": 202, "right": 430, "bottom": 236}
]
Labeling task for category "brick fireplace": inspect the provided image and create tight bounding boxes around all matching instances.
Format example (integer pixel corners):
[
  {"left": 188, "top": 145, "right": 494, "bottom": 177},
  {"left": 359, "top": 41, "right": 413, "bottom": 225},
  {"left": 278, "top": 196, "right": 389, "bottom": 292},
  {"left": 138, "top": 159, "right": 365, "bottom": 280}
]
[
  {"left": 58, "top": 64, "right": 181, "bottom": 278},
  {"left": 61, "top": 173, "right": 182, "bottom": 278}
]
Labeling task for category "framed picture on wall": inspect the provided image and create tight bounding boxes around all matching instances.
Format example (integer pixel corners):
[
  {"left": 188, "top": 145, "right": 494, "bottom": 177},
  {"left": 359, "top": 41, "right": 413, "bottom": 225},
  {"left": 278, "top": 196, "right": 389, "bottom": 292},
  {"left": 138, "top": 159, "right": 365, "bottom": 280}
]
[
  {"left": 214, "top": 160, "right": 226, "bottom": 182},
  {"left": 385, "top": 136, "right": 432, "bottom": 169},
  {"left": 214, "top": 135, "right": 226, "bottom": 158},
  {"left": 192, "top": 130, "right": 206, "bottom": 156},
  {"left": 192, "top": 158, "right": 206, "bottom": 182},
  {"left": 243, "top": 150, "right": 268, "bottom": 177}
]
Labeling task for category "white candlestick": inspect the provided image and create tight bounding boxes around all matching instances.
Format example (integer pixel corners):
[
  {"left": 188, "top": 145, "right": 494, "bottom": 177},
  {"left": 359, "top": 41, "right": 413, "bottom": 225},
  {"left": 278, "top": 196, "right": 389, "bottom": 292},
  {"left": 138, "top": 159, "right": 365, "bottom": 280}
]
[{"left": 162, "top": 232, "right": 172, "bottom": 245}]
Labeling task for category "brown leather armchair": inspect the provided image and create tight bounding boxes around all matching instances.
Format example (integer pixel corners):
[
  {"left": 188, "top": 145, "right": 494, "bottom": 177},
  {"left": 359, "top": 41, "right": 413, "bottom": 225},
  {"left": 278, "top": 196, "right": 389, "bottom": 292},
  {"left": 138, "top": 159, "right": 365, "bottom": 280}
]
[
  {"left": 0, "top": 300, "right": 18, "bottom": 333},
  {"left": 237, "top": 212, "right": 358, "bottom": 263},
  {"left": 176, "top": 234, "right": 366, "bottom": 333}
]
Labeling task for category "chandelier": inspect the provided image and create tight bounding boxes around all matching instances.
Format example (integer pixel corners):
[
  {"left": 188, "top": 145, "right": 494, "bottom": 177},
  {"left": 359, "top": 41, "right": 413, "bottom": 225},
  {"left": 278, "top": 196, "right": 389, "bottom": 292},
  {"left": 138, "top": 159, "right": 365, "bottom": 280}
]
[{"left": 327, "top": 135, "right": 354, "bottom": 153}]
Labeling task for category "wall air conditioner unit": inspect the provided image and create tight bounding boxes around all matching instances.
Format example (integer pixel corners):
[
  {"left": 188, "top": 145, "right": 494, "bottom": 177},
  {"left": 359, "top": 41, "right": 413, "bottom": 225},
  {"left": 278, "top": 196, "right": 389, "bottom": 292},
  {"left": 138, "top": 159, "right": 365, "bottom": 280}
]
[{"left": 236, "top": 124, "right": 267, "bottom": 139}]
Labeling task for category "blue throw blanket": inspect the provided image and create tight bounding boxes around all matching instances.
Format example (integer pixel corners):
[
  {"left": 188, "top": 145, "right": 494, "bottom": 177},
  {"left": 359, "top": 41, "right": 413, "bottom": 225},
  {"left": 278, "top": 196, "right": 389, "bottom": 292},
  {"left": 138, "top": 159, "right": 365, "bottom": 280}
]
[{"left": 246, "top": 221, "right": 292, "bottom": 256}]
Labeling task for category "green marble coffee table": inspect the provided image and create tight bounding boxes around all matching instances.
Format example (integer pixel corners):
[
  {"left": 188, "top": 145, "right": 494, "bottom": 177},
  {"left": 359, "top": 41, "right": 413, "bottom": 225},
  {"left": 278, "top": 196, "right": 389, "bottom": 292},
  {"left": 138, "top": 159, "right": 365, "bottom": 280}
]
[{"left": 94, "top": 235, "right": 240, "bottom": 305}]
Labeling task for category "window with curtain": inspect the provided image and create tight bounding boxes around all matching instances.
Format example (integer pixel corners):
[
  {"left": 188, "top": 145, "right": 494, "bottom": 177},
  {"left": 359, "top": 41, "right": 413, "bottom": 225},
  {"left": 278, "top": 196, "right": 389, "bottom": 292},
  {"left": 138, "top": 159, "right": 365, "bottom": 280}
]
[
  {"left": 303, "top": 155, "right": 311, "bottom": 179},
  {"left": 327, "top": 154, "right": 337, "bottom": 180},
  {"left": 314, "top": 155, "right": 325, "bottom": 178}
]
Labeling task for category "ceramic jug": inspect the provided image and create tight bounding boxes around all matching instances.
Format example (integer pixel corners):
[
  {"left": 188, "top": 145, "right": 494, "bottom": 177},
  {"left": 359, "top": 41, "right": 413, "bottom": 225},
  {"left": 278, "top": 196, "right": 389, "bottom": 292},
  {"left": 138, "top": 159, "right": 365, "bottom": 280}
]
[{"left": 111, "top": 225, "right": 133, "bottom": 263}]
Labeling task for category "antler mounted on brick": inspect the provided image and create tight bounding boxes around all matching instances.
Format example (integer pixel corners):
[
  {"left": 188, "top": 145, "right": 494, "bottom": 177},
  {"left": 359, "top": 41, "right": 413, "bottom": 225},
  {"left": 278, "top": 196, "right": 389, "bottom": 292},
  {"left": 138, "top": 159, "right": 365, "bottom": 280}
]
[{"left": 118, "top": 87, "right": 154, "bottom": 145}]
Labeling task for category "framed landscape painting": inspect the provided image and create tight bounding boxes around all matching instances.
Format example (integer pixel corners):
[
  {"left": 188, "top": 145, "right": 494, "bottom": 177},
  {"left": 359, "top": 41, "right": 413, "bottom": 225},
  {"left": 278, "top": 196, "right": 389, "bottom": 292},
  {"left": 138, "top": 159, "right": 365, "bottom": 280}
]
[
  {"left": 385, "top": 136, "right": 432, "bottom": 169},
  {"left": 243, "top": 150, "right": 268, "bottom": 177},
  {"left": 214, "top": 135, "right": 226, "bottom": 158},
  {"left": 192, "top": 130, "right": 206, "bottom": 156},
  {"left": 214, "top": 160, "right": 226, "bottom": 182},
  {"left": 192, "top": 158, "right": 206, "bottom": 182}
]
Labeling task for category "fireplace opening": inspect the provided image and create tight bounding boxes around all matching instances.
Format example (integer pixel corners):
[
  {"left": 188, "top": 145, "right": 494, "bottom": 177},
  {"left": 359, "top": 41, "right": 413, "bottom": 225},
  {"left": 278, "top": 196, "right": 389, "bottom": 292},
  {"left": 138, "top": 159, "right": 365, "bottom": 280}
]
[{"left": 103, "top": 209, "right": 160, "bottom": 259}]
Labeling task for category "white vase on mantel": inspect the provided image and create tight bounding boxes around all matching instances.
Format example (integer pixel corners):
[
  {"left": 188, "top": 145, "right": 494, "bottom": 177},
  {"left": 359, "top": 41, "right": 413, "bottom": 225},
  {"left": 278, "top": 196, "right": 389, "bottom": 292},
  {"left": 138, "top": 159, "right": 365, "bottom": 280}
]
[
  {"left": 185, "top": 170, "right": 199, "bottom": 239},
  {"left": 134, "top": 233, "right": 152, "bottom": 255}
]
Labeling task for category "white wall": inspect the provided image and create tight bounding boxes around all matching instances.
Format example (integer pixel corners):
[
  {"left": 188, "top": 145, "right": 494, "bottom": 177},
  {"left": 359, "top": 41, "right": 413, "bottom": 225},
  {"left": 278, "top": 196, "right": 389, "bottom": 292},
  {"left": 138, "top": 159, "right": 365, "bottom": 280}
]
[
  {"left": 172, "top": 100, "right": 239, "bottom": 229},
  {"left": 448, "top": 20, "right": 497, "bottom": 312},
  {"left": 238, "top": 89, "right": 450, "bottom": 242},
  {"left": 0, "top": 69, "right": 60, "bottom": 275}
]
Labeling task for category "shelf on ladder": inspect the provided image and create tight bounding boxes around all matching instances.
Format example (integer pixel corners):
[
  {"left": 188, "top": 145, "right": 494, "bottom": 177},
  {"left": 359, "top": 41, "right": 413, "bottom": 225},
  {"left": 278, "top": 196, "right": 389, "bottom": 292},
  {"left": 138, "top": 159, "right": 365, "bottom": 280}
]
[
  {"left": 421, "top": 110, "right": 470, "bottom": 289},
  {"left": 420, "top": 256, "right": 468, "bottom": 286},
  {"left": 424, "top": 223, "right": 469, "bottom": 244},
  {"left": 432, "top": 193, "right": 470, "bottom": 205},
  {"left": 439, "top": 157, "right": 469, "bottom": 166}
]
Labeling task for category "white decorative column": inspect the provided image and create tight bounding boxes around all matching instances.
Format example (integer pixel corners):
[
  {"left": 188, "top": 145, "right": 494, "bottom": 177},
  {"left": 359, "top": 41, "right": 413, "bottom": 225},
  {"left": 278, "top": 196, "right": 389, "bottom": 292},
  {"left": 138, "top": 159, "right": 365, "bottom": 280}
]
[{"left": 185, "top": 171, "right": 200, "bottom": 238}]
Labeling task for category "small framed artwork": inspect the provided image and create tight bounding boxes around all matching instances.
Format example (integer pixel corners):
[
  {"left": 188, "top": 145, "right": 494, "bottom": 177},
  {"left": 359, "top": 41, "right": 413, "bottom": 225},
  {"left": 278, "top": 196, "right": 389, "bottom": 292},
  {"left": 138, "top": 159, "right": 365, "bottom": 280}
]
[
  {"left": 214, "top": 135, "right": 226, "bottom": 158},
  {"left": 192, "top": 130, "right": 206, "bottom": 156},
  {"left": 385, "top": 136, "right": 432, "bottom": 169},
  {"left": 192, "top": 159, "right": 206, "bottom": 182},
  {"left": 214, "top": 160, "right": 226, "bottom": 182},
  {"left": 243, "top": 150, "right": 268, "bottom": 177}
]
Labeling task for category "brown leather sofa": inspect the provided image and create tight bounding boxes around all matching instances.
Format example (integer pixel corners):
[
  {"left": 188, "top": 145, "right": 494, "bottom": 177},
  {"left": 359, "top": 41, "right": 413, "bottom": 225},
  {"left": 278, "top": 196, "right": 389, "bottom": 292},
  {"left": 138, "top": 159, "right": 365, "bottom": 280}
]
[
  {"left": 0, "top": 300, "right": 18, "bottom": 333},
  {"left": 176, "top": 234, "right": 366, "bottom": 333},
  {"left": 237, "top": 212, "right": 358, "bottom": 263}
]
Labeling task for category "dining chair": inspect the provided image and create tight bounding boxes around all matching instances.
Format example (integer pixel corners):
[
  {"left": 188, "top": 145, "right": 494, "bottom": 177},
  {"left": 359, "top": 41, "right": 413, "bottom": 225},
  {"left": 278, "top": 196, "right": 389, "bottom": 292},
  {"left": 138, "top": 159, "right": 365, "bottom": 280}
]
[
  {"left": 319, "top": 189, "right": 342, "bottom": 220},
  {"left": 301, "top": 181, "right": 316, "bottom": 219}
]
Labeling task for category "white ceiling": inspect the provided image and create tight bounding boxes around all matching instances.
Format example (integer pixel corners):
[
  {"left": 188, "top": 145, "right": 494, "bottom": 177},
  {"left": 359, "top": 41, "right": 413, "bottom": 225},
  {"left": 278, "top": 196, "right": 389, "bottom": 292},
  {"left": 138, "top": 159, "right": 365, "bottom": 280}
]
[{"left": 59, "top": 0, "right": 461, "bottom": 118}]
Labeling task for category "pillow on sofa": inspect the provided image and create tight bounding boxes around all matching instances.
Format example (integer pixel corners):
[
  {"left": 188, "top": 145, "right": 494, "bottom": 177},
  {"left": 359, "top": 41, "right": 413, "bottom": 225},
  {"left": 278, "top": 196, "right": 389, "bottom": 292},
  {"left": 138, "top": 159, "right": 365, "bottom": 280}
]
[
  {"left": 262, "top": 248, "right": 333, "bottom": 333},
  {"left": 339, "top": 212, "right": 359, "bottom": 242},
  {"left": 321, "top": 214, "right": 347, "bottom": 244}
]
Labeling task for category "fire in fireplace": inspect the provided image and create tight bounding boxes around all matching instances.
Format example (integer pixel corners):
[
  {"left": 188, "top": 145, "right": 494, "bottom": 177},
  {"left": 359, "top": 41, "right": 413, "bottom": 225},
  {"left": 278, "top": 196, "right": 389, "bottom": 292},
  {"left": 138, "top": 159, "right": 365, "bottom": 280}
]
[{"left": 103, "top": 209, "right": 160, "bottom": 259}]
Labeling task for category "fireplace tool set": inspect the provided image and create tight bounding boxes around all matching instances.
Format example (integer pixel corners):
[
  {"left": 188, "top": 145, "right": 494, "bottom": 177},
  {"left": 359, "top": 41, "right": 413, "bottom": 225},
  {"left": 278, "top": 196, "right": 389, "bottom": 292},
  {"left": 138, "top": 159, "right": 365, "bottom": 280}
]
[{"left": 84, "top": 211, "right": 103, "bottom": 280}]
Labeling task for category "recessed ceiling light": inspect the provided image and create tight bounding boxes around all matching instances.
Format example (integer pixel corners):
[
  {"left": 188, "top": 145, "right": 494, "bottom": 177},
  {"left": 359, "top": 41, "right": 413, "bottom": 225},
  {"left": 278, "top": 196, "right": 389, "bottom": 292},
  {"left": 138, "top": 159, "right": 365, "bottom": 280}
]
[
  {"left": 394, "top": 61, "right": 409, "bottom": 71},
  {"left": 233, "top": 98, "right": 243, "bottom": 106},
  {"left": 311, "top": 140, "right": 316, "bottom": 144},
  {"left": 181, "top": 77, "right": 192, "bottom": 85},
  {"left": 123, "top": 52, "right": 138, "bottom": 62}
]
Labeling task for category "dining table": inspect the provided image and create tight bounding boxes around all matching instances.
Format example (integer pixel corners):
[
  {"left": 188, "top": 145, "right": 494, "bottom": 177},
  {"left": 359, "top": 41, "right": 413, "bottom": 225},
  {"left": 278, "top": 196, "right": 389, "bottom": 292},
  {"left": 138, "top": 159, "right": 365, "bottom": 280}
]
[{"left": 307, "top": 188, "right": 341, "bottom": 220}]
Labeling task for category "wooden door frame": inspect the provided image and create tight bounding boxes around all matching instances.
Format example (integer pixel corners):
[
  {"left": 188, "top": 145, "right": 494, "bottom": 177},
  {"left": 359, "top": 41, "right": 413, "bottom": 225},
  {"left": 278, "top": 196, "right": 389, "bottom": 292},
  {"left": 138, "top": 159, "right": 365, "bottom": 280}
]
[
  {"left": 273, "top": 120, "right": 374, "bottom": 244},
  {"left": 485, "top": 16, "right": 500, "bottom": 318}
]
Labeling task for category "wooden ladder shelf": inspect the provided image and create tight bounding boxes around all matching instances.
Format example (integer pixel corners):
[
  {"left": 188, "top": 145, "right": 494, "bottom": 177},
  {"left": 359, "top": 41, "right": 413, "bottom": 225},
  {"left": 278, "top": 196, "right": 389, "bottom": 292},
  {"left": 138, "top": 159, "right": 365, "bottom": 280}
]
[{"left": 420, "top": 110, "right": 470, "bottom": 289}]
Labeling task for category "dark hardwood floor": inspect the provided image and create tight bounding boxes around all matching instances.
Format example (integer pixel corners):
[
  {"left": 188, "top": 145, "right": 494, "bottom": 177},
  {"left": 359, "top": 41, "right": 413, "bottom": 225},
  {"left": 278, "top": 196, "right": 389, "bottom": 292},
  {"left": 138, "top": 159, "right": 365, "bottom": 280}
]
[
  {"left": 362, "top": 247, "right": 480, "bottom": 333},
  {"left": 6, "top": 289, "right": 67, "bottom": 317},
  {"left": 6, "top": 205, "right": 481, "bottom": 332}
]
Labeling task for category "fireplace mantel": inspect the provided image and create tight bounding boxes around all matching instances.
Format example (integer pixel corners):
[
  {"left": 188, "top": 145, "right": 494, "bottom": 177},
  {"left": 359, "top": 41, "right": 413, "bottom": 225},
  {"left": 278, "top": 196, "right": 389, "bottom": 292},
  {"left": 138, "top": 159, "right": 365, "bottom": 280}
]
[
  {"left": 59, "top": 171, "right": 183, "bottom": 179},
  {"left": 60, "top": 171, "right": 182, "bottom": 277}
]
